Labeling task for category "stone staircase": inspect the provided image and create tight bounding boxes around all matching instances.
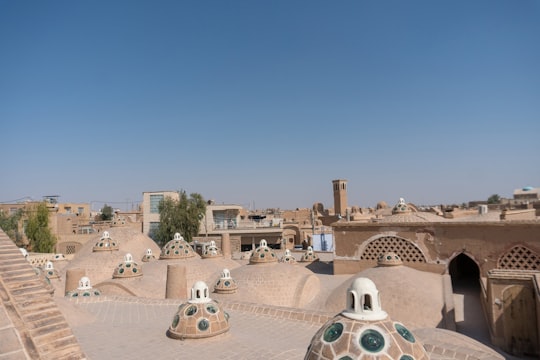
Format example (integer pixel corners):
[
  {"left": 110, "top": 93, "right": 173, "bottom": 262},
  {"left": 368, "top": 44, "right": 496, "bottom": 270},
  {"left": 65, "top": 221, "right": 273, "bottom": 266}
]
[{"left": 0, "top": 229, "right": 86, "bottom": 360}]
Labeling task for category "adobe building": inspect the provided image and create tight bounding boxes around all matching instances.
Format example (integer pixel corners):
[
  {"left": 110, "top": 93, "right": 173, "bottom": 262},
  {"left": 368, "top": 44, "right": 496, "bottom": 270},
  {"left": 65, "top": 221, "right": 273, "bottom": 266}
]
[{"left": 331, "top": 193, "right": 540, "bottom": 357}]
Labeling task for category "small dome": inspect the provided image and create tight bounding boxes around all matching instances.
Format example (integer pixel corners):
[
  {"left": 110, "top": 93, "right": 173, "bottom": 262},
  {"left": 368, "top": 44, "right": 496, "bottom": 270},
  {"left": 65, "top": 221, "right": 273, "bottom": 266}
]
[
  {"left": 43, "top": 261, "right": 60, "bottom": 280},
  {"left": 523, "top": 186, "right": 534, "bottom": 191},
  {"left": 376, "top": 201, "right": 388, "bottom": 210},
  {"left": 93, "top": 231, "right": 119, "bottom": 252},
  {"left": 66, "top": 276, "right": 101, "bottom": 298},
  {"left": 249, "top": 239, "right": 278, "bottom": 264},
  {"left": 160, "top": 233, "right": 196, "bottom": 260},
  {"left": 141, "top": 248, "right": 156, "bottom": 262},
  {"left": 201, "top": 240, "right": 223, "bottom": 259},
  {"left": 280, "top": 249, "right": 297, "bottom": 264},
  {"left": 377, "top": 252, "right": 403, "bottom": 267},
  {"left": 33, "top": 266, "right": 55, "bottom": 295},
  {"left": 167, "top": 281, "right": 230, "bottom": 339},
  {"left": 305, "top": 277, "right": 428, "bottom": 360},
  {"left": 214, "top": 268, "right": 238, "bottom": 294},
  {"left": 113, "top": 253, "right": 143, "bottom": 278},
  {"left": 392, "top": 198, "right": 411, "bottom": 215},
  {"left": 300, "top": 246, "right": 319, "bottom": 263}
]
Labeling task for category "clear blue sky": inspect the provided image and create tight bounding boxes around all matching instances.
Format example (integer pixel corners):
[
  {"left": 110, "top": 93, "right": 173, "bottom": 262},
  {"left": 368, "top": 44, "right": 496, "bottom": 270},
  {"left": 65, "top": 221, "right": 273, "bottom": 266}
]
[{"left": 1, "top": 0, "right": 539, "bottom": 211}]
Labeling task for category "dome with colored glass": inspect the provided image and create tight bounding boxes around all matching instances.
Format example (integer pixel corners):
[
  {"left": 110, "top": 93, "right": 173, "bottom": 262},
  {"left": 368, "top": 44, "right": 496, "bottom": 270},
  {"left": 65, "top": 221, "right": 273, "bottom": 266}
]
[
  {"left": 160, "top": 233, "right": 196, "bottom": 260},
  {"left": 377, "top": 252, "right": 403, "bottom": 267},
  {"left": 66, "top": 276, "right": 102, "bottom": 298},
  {"left": 167, "top": 281, "right": 230, "bottom": 339},
  {"left": 392, "top": 198, "right": 411, "bottom": 215},
  {"left": 43, "top": 261, "right": 60, "bottom": 280},
  {"left": 141, "top": 248, "right": 156, "bottom": 262},
  {"left": 305, "top": 277, "right": 429, "bottom": 360},
  {"left": 214, "top": 268, "right": 238, "bottom": 294},
  {"left": 249, "top": 239, "right": 278, "bottom": 264},
  {"left": 201, "top": 240, "right": 223, "bottom": 259},
  {"left": 280, "top": 249, "right": 297, "bottom": 264},
  {"left": 93, "top": 231, "right": 119, "bottom": 252},
  {"left": 113, "top": 253, "right": 143, "bottom": 278},
  {"left": 300, "top": 246, "right": 319, "bottom": 263}
]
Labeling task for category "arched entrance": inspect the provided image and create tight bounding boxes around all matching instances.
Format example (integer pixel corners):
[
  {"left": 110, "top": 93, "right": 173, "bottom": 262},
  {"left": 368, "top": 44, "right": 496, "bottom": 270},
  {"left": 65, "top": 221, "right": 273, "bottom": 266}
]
[
  {"left": 448, "top": 253, "right": 489, "bottom": 343},
  {"left": 449, "top": 252, "right": 480, "bottom": 288}
]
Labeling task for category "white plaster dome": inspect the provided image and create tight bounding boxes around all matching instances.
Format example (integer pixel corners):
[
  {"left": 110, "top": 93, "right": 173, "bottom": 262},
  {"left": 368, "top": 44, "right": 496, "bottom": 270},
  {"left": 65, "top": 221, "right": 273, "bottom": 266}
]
[
  {"left": 305, "top": 277, "right": 429, "bottom": 360},
  {"left": 160, "top": 233, "right": 197, "bottom": 260},
  {"left": 141, "top": 248, "right": 156, "bottom": 262}
]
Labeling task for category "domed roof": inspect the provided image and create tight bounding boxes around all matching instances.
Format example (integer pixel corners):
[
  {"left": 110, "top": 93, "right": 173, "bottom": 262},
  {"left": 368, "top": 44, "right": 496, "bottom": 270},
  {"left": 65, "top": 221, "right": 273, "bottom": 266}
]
[
  {"left": 93, "top": 231, "right": 119, "bottom": 252},
  {"left": 201, "top": 240, "right": 223, "bottom": 259},
  {"left": 306, "top": 277, "right": 429, "bottom": 359},
  {"left": 113, "top": 253, "right": 143, "bottom": 278},
  {"left": 392, "top": 198, "right": 411, "bottom": 215},
  {"left": 377, "top": 252, "right": 403, "bottom": 266},
  {"left": 43, "top": 261, "right": 60, "bottom": 280},
  {"left": 66, "top": 276, "right": 101, "bottom": 298},
  {"left": 280, "top": 249, "right": 297, "bottom": 264},
  {"left": 325, "top": 266, "right": 446, "bottom": 328},
  {"left": 66, "top": 227, "right": 162, "bottom": 286},
  {"left": 167, "top": 281, "right": 230, "bottom": 339},
  {"left": 214, "top": 268, "right": 237, "bottom": 294},
  {"left": 300, "top": 246, "right": 319, "bottom": 262},
  {"left": 141, "top": 248, "right": 156, "bottom": 262},
  {"left": 212, "top": 262, "right": 320, "bottom": 308},
  {"left": 160, "top": 233, "right": 197, "bottom": 260},
  {"left": 249, "top": 239, "right": 278, "bottom": 264},
  {"left": 33, "top": 266, "right": 55, "bottom": 295}
]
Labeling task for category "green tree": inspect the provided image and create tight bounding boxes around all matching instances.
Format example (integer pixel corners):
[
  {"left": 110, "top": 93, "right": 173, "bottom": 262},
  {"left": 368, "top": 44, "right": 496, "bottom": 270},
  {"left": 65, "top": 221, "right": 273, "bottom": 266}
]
[
  {"left": 487, "top": 194, "right": 501, "bottom": 204},
  {"left": 100, "top": 204, "right": 114, "bottom": 221},
  {"left": 25, "top": 202, "right": 56, "bottom": 253},
  {"left": 0, "top": 209, "right": 24, "bottom": 246},
  {"left": 154, "top": 191, "right": 206, "bottom": 246}
]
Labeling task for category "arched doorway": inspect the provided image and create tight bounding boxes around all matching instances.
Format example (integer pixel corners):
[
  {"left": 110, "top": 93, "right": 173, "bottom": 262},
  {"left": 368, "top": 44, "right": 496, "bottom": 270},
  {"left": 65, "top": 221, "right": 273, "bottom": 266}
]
[
  {"left": 448, "top": 253, "right": 489, "bottom": 344},
  {"left": 449, "top": 252, "right": 480, "bottom": 288}
]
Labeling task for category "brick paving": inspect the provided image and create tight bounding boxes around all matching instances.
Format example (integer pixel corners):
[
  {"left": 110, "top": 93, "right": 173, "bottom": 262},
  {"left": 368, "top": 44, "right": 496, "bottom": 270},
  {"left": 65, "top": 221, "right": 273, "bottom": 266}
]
[{"left": 67, "top": 296, "right": 325, "bottom": 360}]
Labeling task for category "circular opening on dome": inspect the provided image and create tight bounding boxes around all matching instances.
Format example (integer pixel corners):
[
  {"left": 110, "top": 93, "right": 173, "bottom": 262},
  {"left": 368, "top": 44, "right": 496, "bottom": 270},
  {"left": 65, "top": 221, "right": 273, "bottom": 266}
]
[
  {"left": 206, "top": 304, "right": 218, "bottom": 314},
  {"left": 171, "top": 245, "right": 175, "bottom": 249},
  {"left": 166, "top": 250, "right": 170, "bottom": 255},
  {"left": 198, "top": 319, "right": 209, "bottom": 331},
  {"left": 94, "top": 291, "right": 100, "bottom": 296},
  {"left": 185, "top": 306, "right": 198, "bottom": 316},
  {"left": 386, "top": 255, "right": 392, "bottom": 260},
  {"left": 395, "top": 323, "right": 415, "bottom": 343},
  {"left": 260, "top": 253, "right": 265, "bottom": 258},
  {"left": 184, "top": 250, "right": 189, "bottom": 254},
  {"left": 48, "top": 271, "right": 53, "bottom": 276},
  {"left": 119, "top": 268, "right": 124, "bottom": 274},
  {"left": 126, "top": 263, "right": 131, "bottom": 267},
  {"left": 400, "top": 355, "right": 414, "bottom": 360},
  {"left": 338, "top": 356, "right": 353, "bottom": 360},
  {"left": 71, "top": 293, "right": 78, "bottom": 297},
  {"left": 323, "top": 322, "right": 343, "bottom": 343},
  {"left": 133, "top": 268, "right": 137, "bottom": 273},
  {"left": 83, "top": 292, "right": 90, "bottom": 297},
  {"left": 99, "top": 243, "right": 104, "bottom": 247},
  {"left": 175, "top": 250, "right": 179, "bottom": 255},
  {"left": 360, "top": 329, "right": 385, "bottom": 353},
  {"left": 271, "top": 253, "right": 275, "bottom": 257},
  {"left": 224, "top": 280, "right": 230, "bottom": 287},
  {"left": 172, "top": 314, "right": 180, "bottom": 328},
  {"left": 224, "top": 312, "right": 230, "bottom": 321},
  {"left": 216, "top": 280, "right": 221, "bottom": 286}
]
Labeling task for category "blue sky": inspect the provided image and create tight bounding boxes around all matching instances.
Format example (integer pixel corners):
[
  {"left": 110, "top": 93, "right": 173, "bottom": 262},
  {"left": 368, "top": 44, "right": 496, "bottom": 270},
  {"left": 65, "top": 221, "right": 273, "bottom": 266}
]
[{"left": 1, "top": 0, "right": 539, "bottom": 211}]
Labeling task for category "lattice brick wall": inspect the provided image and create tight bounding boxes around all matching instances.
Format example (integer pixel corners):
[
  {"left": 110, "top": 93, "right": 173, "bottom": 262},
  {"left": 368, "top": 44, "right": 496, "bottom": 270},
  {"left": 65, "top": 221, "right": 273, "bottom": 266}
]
[
  {"left": 498, "top": 245, "right": 540, "bottom": 270},
  {"left": 360, "top": 236, "right": 426, "bottom": 263}
]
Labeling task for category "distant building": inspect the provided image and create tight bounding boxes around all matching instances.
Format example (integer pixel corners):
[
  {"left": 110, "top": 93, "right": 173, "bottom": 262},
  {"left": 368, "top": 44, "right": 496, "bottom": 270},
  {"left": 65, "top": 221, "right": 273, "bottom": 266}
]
[{"left": 142, "top": 191, "right": 180, "bottom": 238}]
